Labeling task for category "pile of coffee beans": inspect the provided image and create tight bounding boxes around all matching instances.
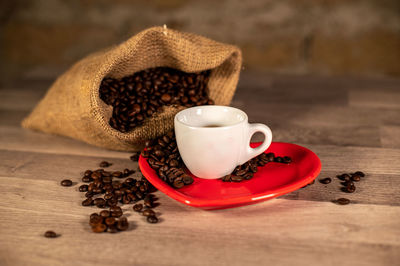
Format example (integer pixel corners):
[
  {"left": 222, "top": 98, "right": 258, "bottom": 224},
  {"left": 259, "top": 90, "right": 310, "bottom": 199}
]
[
  {"left": 99, "top": 67, "right": 214, "bottom": 132},
  {"left": 222, "top": 154, "right": 292, "bottom": 182},
  {"left": 57, "top": 163, "right": 162, "bottom": 234},
  {"left": 142, "top": 130, "right": 293, "bottom": 187},
  {"left": 89, "top": 209, "right": 129, "bottom": 233},
  {"left": 141, "top": 131, "right": 193, "bottom": 189},
  {"left": 337, "top": 171, "right": 365, "bottom": 193}
]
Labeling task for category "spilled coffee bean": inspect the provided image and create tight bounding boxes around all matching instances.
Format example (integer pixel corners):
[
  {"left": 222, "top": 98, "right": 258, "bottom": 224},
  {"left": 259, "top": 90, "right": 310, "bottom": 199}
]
[
  {"left": 60, "top": 179, "right": 73, "bottom": 187},
  {"left": 147, "top": 215, "right": 159, "bottom": 224},
  {"left": 319, "top": 177, "right": 332, "bottom": 184},
  {"left": 335, "top": 198, "right": 350, "bottom": 205},
  {"left": 73, "top": 161, "right": 161, "bottom": 233},
  {"left": 44, "top": 231, "right": 58, "bottom": 238},
  {"left": 99, "top": 161, "right": 112, "bottom": 168}
]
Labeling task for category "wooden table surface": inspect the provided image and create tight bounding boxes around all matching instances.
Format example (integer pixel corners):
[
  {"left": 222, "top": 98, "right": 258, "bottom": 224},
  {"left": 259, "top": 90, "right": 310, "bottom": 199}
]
[{"left": 1, "top": 73, "right": 400, "bottom": 266}]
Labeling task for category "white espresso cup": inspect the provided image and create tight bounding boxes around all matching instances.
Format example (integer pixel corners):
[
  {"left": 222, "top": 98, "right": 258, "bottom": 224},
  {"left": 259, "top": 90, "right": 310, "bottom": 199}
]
[{"left": 174, "top": 105, "right": 272, "bottom": 179}]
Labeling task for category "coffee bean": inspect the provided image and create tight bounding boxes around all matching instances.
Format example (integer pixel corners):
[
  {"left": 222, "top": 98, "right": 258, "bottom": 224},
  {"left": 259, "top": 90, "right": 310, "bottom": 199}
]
[
  {"left": 142, "top": 209, "right": 155, "bottom": 217},
  {"left": 92, "top": 223, "right": 107, "bottom": 233},
  {"left": 342, "top": 181, "right": 354, "bottom": 187},
  {"left": 182, "top": 175, "right": 194, "bottom": 185},
  {"left": 44, "top": 231, "right": 58, "bottom": 238},
  {"left": 100, "top": 210, "right": 110, "bottom": 218},
  {"left": 161, "top": 93, "right": 172, "bottom": 102},
  {"left": 79, "top": 184, "right": 88, "bottom": 192},
  {"left": 105, "top": 217, "right": 116, "bottom": 226},
  {"left": 90, "top": 213, "right": 99, "bottom": 220},
  {"left": 99, "top": 161, "right": 112, "bottom": 168},
  {"left": 112, "top": 171, "right": 123, "bottom": 178},
  {"left": 336, "top": 198, "right": 350, "bottom": 205},
  {"left": 117, "top": 217, "right": 129, "bottom": 231},
  {"left": 351, "top": 174, "right": 361, "bottom": 182},
  {"left": 319, "top": 177, "right": 332, "bottom": 184},
  {"left": 354, "top": 171, "right": 365, "bottom": 177},
  {"left": 283, "top": 156, "right": 292, "bottom": 164},
  {"left": 84, "top": 170, "right": 92, "bottom": 177},
  {"left": 274, "top": 157, "right": 283, "bottom": 163},
  {"left": 133, "top": 203, "right": 143, "bottom": 212},
  {"left": 82, "top": 176, "right": 92, "bottom": 183},
  {"left": 231, "top": 175, "right": 244, "bottom": 182},
  {"left": 235, "top": 169, "right": 247, "bottom": 176},
  {"left": 222, "top": 175, "right": 231, "bottom": 182},
  {"left": 110, "top": 206, "right": 122, "bottom": 213},
  {"left": 147, "top": 215, "right": 159, "bottom": 224},
  {"left": 89, "top": 215, "right": 103, "bottom": 226},
  {"left": 173, "top": 179, "right": 184, "bottom": 189},
  {"left": 82, "top": 197, "right": 93, "bottom": 206},
  {"left": 345, "top": 184, "right": 356, "bottom": 193},
  {"left": 338, "top": 174, "right": 351, "bottom": 181},
  {"left": 107, "top": 225, "right": 118, "bottom": 233},
  {"left": 266, "top": 153, "right": 275, "bottom": 162},
  {"left": 94, "top": 198, "right": 106, "bottom": 208},
  {"left": 60, "top": 179, "right": 73, "bottom": 187}
]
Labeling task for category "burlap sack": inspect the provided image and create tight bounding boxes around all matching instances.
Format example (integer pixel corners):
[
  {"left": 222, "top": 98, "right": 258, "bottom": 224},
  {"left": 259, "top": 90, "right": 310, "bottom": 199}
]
[{"left": 22, "top": 26, "right": 242, "bottom": 151}]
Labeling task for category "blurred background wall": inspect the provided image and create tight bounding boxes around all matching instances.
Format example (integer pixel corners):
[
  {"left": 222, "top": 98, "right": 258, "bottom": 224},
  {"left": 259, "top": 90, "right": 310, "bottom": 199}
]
[{"left": 0, "top": 0, "right": 399, "bottom": 83}]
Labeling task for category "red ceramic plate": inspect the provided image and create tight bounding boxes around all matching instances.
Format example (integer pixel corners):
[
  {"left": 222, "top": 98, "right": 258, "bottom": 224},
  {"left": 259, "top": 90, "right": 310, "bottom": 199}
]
[{"left": 139, "top": 142, "right": 321, "bottom": 210}]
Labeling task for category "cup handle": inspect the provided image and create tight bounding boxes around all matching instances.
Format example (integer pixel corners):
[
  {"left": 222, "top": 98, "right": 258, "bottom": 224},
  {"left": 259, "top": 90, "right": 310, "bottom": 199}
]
[{"left": 239, "top": 123, "right": 273, "bottom": 165}]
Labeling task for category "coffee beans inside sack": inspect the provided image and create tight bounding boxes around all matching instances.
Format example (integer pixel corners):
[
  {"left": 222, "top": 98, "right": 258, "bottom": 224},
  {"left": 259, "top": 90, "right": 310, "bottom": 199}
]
[
  {"left": 22, "top": 26, "right": 242, "bottom": 151},
  {"left": 100, "top": 67, "right": 214, "bottom": 133}
]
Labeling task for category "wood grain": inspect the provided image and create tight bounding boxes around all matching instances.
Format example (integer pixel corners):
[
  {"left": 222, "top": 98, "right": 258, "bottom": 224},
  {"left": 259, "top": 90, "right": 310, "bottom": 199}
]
[{"left": 1, "top": 74, "right": 400, "bottom": 266}]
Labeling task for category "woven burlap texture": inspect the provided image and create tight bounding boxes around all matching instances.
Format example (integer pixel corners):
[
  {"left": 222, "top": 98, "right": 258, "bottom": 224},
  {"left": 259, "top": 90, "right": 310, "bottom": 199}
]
[{"left": 22, "top": 26, "right": 242, "bottom": 151}]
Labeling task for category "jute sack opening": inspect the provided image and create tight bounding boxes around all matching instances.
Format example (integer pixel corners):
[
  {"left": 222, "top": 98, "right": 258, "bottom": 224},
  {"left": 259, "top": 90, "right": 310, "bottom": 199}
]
[{"left": 22, "top": 26, "right": 242, "bottom": 151}]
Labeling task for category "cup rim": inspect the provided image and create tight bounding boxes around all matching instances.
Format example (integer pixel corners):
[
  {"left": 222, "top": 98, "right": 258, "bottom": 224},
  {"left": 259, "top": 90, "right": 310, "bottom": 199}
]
[{"left": 174, "top": 105, "right": 248, "bottom": 129}]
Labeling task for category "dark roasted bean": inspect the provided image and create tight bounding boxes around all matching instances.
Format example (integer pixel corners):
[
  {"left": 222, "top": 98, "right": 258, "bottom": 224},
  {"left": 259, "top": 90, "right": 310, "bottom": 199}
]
[
  {"left": 100, "top": 210, "right": 110, "bottom": 218},
  {"left": 112, "top": 171, "right": 123, "bottom": 178},
  {"left": 84, "top": 170, "right": 92, "bottom": 177},
  {"left": 319, "top": 177, "right": 332, "bottom": 184},
  {"left": 266, "top": 153, "right": 275, "bottom": 162},
  {"left": 142, "top": 209, "right": 155, "bottom": 217},
  {"left": 94, "top": 198, "right": 106, "bottom": 208},
  {"left": 60, "top": 179, "right": 73, "bottom": 187},
  {"left": 354, "top": 171, "right": 365, "bottom": 177},
  {"left": 105, "top": 217, "right": 116, "bottom": 226},
  {"left": 133, "top": 203, "right": 143, "bottom": 212},
  {"left": 338, "top": 174, "right": 351, "bottom": 181},
  {"left": 351, "top": 174, "right": 361, "bottom": 182},
  {"left": 99, "top": 161, "right": 112, "bottom": 168},
  {"left": 345, "top": 184, "right": 356, "bottom": 193},
  {"left": 79, "top": 184, "right": 88, "bottom": 192},
  {"left": 336, "top": 198, "right": 351, "bottom": 205},
  {"left": 117, "top": 217, "right": 129, "bottom": 231},
  {"left": 82, "top": 176, "right": 92, "bottom": 183},
  {"left": 283, "top": 156, "right": 292, "bottom": 164},
  {"left": 147, "top": 215, "right": 159, "bottom": 224},
  {"left": 44, "top": 231, "right": 58, "bottom": 238},
  {"left": 91, "top": 223, "right": 107, "bottom": 233},
  {"left": 173, "top": 179, "right": 184, "bottom": 189},
  {"left": 82, "top": 197, "right": 93, "bottom": 206},
  {"left": 231, "top": 175, "right": 244, "bottom": 182}
]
